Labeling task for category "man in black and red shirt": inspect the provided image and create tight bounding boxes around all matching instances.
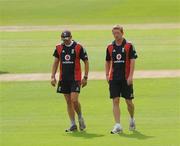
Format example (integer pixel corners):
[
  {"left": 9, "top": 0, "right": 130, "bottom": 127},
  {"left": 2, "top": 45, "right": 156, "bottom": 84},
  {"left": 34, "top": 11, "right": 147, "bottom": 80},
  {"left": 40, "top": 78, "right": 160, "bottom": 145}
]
[
  {"left": 51, "top": 30, "right": 89, "bottom": 132},
  {"left": 105, "top": 25, "right": 138, "bottom": 134}
]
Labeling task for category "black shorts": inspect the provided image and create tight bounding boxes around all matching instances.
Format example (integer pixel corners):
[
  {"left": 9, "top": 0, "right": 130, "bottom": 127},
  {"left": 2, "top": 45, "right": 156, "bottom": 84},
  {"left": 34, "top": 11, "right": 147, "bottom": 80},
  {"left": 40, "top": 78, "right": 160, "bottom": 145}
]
[
  {"left": 109, "top": 80, "right": 134, "bottom": 99},
  {"left": 57, "top": 80, "right": 81, "bottom": 94}
]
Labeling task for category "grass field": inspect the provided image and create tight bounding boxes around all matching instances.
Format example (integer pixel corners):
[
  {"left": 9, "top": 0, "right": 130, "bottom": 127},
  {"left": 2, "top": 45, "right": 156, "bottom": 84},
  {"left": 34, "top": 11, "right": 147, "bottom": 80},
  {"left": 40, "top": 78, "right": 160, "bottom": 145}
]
[
  {"left": 0, "top": 29, "right": 180, "bottom": 73},
  {"left": 0, "top": 78, "right": 180, "bottom": 146},
  {"left": 0, "top": 0, "right": 179, "bottom": 25},
  {"left": 0, "top": 0, "right": 180, "bottom": 145}
]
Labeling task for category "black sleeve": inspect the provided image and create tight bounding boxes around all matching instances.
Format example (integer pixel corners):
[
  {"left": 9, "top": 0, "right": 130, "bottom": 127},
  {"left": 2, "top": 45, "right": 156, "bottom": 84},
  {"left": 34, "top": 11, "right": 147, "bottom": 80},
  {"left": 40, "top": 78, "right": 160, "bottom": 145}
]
[
  {"left": 129, "top": 44, "right": 138, "bottom": 59},
  {"left": 79, "top": 47, "right": 88, "bottom": 61},
  {"left": 53, "top": 49, "right": 59, "bottom": 58},
  {"left": 106, "top": 48, "right": 111, "bottom": 61}
]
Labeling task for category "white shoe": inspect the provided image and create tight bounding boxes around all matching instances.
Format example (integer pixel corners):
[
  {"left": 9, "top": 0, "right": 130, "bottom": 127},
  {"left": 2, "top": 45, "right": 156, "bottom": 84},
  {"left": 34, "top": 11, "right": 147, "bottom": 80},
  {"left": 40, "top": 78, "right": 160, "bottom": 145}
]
[
  {"left": 110, "top": 124, "right": 123, "bottom": 134},
  {"left": 129, "top": 118, "right": 136, "bottom": 131},
  {"left": 65, "top": 125, "right": 77, "bottom": 132}
]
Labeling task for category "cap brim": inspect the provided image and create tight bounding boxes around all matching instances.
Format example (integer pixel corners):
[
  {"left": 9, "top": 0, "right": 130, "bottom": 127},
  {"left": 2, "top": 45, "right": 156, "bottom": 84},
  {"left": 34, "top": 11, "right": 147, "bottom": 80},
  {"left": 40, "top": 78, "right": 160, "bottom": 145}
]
[{"left": 61, "top": 37, "right": 71, "bottom": 41}]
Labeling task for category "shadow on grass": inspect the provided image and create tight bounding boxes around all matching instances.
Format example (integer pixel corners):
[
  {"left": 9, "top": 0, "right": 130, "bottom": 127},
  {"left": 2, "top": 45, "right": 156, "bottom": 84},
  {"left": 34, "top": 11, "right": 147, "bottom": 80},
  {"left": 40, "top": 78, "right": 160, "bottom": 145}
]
[
  {"left": 119, "top": 130, "right": 154, "bottom": 140},
  {"left": 66, "top": 131, "right": 105, "bottom": 139},
  {"left": 0, "top": 71, "right": 9, "bottom": 74}
]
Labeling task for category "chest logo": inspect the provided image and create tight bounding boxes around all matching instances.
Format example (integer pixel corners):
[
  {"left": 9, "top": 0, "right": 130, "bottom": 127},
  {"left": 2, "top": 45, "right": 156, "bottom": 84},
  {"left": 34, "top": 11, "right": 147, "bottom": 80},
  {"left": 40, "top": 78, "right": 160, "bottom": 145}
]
[
  {"left": 116, "top": 54, "right": 122, "bottom": 60},
  {"left": 65, "top": 54, "right": 71, "bottom": 61}
]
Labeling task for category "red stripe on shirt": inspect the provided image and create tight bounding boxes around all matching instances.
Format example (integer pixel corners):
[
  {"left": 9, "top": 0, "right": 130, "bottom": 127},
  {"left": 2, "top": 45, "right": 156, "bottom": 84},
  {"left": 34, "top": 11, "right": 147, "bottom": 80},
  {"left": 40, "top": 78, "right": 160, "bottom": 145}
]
[
  {"left": 124, "top": 43, "right": 131, "bottom": 79},
  {"left": 107, "top": 44, "right": 114, "bottom": 80},
  {"left": 74, "top": 44, "right": 82, "bottom": 81},
  {"left": 56, "top": 44, "right": 63, "bottom": 81}
]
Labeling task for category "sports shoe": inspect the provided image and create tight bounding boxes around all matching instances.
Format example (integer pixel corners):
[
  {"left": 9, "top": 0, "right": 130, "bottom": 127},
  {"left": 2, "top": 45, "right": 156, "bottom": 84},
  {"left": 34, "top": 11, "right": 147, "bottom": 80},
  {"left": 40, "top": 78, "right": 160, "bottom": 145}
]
[
  {"left": 78, "top": 117, "right": 86, "bottom": 131},
  {"left": 65, "top": 125, "right": 77, "bottom": 132},
  {"left": 129, "top": 119, "right": 136, "bottom": 131},
  {"left": 110, "top": 124, "right": 123, "bottom": 134}
]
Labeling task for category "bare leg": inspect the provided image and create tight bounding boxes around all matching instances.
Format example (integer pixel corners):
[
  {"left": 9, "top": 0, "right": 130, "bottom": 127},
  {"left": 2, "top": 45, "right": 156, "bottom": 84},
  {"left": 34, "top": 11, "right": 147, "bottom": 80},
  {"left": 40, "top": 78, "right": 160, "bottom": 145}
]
[
  {"left": 125, "top": 99, "right": 134, "bottom": 118},
  {"left": 71, "top": 92, "right": 82, "bottom": 119},
  {"left": 110, "top": 97, "right": 123, "bottom": 133},
  {"left": 64, "top": 94, "right": 76, "bottom": 125},
  {"left": 112, "top": 97, "right": 120, "bottom": 123},
  {"left": 126, "top": 99, "right": 136, "bottom": 130},
  {"left": 71, "top": 92, "right": 86, "bottom": 130}
]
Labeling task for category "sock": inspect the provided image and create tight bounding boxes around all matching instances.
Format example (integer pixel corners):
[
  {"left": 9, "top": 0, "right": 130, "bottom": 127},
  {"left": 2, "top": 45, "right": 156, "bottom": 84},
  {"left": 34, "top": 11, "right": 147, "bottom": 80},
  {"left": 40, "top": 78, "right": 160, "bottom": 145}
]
[
  {"left": 115, "top": 123, "right": 121, "bottom": 128},
  {"left": 130, "top": 117, "right": 135, "bottom": 123},
  {"left": 78, "top": 112, "right": 83, "bottom": 120},
  {"left": 71, "top": 120, "right": 76, "bottom": 126}
]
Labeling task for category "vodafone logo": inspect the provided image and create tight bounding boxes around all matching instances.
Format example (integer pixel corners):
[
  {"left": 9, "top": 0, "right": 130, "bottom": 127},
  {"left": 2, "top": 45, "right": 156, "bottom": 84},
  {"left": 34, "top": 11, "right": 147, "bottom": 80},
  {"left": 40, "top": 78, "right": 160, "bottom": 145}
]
[
  {"left": 65, "top": 55, "right": 71, "bottom": 61},
  {"left": 116, "top": 54, "right": 122, "bottom": 60}
]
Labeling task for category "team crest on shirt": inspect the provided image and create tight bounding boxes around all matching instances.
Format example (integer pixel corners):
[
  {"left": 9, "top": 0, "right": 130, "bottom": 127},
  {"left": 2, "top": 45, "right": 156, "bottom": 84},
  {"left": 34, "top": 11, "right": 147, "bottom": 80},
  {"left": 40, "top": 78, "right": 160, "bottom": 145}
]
[
  {"left": 116, "top": 54, "right": 122, "bottom": 60},
  {"left": 65, "top": 54, "right": 71, "bottom": 61},
  {"left": 122, "top": 48, "right": 124, "bottom": 53}
]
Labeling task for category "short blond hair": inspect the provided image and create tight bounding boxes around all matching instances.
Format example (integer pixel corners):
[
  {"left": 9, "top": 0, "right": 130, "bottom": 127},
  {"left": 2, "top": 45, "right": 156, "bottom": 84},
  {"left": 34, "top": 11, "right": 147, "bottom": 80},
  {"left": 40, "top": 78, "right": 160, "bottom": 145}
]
[{"left": 112, "top": 25, "right": 123, "bottom": 33}]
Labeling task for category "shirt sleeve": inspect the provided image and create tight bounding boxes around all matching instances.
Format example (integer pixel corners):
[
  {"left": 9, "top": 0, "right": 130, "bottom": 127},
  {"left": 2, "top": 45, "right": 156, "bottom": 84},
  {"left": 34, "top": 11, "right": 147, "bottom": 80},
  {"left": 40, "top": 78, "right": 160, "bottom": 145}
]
[
  {"left": 106, "top": 48, "right": 111, "bottom": 61},
  {"left": 53, "top": 48, "right": 60, "bottom": 58},
  {"left": 79, "top": 46, "right": 88, "bottom": 61},
  {"left": 129, "top": 44, "right": 138, "bottom": 59}
]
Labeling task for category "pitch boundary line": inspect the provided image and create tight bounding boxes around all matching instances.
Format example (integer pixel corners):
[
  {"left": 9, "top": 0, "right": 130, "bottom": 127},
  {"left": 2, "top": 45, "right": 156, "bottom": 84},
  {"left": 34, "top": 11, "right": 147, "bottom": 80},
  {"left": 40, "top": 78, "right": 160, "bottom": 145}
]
[
  {"left": 0, "top": 23, "right": 180, "bottom": 32},
  {"left": 0, "top": 70, "right": 180, "bottom": 82}
]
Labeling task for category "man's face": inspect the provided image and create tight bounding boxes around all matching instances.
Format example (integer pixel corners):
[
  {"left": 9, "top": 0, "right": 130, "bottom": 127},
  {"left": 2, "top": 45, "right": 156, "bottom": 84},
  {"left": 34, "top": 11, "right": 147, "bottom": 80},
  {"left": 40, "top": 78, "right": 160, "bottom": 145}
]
[
  {"left": 112, "top": 29, "right": 123, "bottom": 41},
  {"left": 61, "top": 36, "right": 72, "bottom": 44}
]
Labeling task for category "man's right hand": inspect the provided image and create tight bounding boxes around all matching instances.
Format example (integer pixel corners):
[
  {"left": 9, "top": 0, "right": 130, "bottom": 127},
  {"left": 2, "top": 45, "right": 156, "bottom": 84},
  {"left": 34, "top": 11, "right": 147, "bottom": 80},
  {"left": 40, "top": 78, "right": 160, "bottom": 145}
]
[{"left": 51, "top": 77, "right": 57, "bottom": 87}]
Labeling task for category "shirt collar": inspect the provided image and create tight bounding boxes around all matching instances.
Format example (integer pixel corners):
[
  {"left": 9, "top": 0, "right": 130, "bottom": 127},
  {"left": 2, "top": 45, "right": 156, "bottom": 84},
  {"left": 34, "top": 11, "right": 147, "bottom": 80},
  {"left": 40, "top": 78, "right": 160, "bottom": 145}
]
[
  {"left": 64, "top": 40, "right": 74, "bottom": 47},
  {"left": 113, "top": 38, "right": 126, "bottom": 47}
]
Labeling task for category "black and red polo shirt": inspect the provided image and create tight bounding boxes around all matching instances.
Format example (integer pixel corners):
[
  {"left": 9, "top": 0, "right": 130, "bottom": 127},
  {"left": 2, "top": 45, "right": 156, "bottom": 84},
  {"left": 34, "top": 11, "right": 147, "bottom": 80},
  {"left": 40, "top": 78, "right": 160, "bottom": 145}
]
[
  {"left": 53, "top": 41, "right": 88, "bottom": 81},
  {"left": 106, "top": 38, "right": 138, "bottom": 81}
]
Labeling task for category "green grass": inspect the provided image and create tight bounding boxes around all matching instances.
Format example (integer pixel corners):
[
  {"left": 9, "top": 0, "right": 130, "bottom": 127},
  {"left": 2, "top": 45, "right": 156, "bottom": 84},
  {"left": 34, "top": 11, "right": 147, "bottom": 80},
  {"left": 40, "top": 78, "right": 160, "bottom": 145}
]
[
  {"left": 0, "top": 0, "right": 179, "bottom": 25},
  {"left": 0, "top": 29, "right": 180, "bottom": 73},
  {"left": 0, "top": 78, "right": 180, "bottom": 146}
]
